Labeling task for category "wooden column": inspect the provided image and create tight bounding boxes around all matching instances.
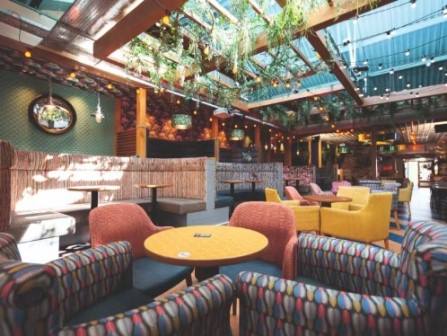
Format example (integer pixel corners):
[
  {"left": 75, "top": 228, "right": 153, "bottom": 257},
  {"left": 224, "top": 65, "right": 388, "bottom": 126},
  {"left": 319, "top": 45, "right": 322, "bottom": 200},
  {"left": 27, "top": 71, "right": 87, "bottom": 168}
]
[
  {"left": 284, "top": 137, "right": 292, "bottom": 166},
  {"left": 254, "top": 125, "right": 262, "bottom": 163},
  {"left": 307, "top": 137, "right": 312, "bottom": 166},
  {"left": 370, "top": 129, "right": 378, "bottom": 178},
  {"left": 211, "top": 117, "right": 219, "bottom": 161},
  {"left": 318, "top": 138, "right": 323, "bottom": 168},
  {"left": 136, "top": 88, "right": 147, "bottom": 158}
]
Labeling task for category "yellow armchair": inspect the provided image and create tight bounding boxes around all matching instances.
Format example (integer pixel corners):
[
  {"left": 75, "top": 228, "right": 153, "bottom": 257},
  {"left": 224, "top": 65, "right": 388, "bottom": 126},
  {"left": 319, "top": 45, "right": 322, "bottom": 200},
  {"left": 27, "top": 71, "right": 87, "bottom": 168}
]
[
  {"left": 331, "top": 186, "right": 370, "bottom": 211},
  {"left": 265, "top": 188, "right": 320, "bottom": 232},
  {"left": 265, "top": 188, "right": 300, "bottom": 206},
  {"left": 321, "top": 192, "right": 393, "bottom": 248},
  {"left": 398, "top": 181, "right": 414, "bottom": 218}
]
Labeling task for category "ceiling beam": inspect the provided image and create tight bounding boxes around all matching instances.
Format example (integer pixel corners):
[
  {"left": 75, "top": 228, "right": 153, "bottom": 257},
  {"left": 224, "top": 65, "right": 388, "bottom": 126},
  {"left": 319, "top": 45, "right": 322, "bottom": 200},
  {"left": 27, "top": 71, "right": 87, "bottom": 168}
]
[
  {"left": 307, "top": 30, "right": 363, "bottom": 105},
  {"left": 245, "top": 83, "right": 344, "bottom": 110},
  {"left": 94, "top": 0, "right": 186, "bottom": 60},
  {"left": 207, "top": 0, "right": 238, "bottom": 24},
  {"left": 202, "top": 0, "right": 394, "bottom": 75},
  {"left": 363, "top": 83, "right": 447, "bottom": 107}
]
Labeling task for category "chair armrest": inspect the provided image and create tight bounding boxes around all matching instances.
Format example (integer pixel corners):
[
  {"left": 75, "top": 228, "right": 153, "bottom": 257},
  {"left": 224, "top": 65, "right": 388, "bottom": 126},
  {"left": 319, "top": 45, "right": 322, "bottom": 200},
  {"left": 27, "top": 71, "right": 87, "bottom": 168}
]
[
  {"left": 281, "top": 200, "right": 300, "bottom": 206},
  {"left": 54, "top": 274, "right": 235, "bottom": 336},
  {"left": 282, "top": 235, "right": 298, "bottom": 279},
  {"left": 0, "top": 259, "right": 57, "bottom": 309},
  {"left": 0, "top": 232, "right": 21, "bottom": 260},
  {"left": 237, "top": 272, "right": 424, "bottom": 335},
  {"left": 297, "top": 233, "right": 400, "bottom": 295},
  {"left": 48, "top": 241, "right": 133, "bottom": 323}
]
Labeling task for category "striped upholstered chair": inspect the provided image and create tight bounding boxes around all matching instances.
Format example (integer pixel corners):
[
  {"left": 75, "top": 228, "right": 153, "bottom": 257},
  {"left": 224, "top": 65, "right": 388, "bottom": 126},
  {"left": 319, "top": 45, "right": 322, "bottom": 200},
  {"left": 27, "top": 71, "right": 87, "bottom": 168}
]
[
  {"left": 0, "top": 232, "right": 234, "bottom": 335},
  {"left": 236, "top": 221, "right": 447, "bottom": 335}
]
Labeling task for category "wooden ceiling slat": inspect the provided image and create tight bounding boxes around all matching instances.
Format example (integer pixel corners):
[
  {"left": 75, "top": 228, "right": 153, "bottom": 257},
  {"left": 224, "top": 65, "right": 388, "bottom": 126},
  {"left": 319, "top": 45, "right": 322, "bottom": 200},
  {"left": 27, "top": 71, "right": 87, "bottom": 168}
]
[
  {"left": 306, "top": 30, "right": 363, "bottom": 105},
  {"left": 94, "top": 0, "right": 186, "bottom": 59},
  {"left": 207, "top": 0, "right": 238, "bottom": 24}
]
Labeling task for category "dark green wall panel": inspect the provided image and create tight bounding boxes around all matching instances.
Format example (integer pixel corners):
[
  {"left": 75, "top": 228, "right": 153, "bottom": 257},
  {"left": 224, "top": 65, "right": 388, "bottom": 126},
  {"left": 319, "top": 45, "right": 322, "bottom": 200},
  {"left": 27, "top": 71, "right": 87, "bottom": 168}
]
[{"left": 0, "top": 70, "right": 115, "bottom": 155}]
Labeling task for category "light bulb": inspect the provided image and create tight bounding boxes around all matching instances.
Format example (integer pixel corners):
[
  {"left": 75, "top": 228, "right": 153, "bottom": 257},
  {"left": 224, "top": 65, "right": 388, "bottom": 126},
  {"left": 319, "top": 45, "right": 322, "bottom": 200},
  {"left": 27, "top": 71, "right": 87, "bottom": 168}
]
[{"left": 405, "top": 49, "right": 410, "bottom": 56}]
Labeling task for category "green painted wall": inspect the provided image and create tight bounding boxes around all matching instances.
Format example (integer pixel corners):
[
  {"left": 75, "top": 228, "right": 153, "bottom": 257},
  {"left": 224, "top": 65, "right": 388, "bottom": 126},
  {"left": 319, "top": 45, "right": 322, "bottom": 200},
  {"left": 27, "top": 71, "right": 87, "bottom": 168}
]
[{"left": 0, "top": 70, "right": 115, "bottom": 155}]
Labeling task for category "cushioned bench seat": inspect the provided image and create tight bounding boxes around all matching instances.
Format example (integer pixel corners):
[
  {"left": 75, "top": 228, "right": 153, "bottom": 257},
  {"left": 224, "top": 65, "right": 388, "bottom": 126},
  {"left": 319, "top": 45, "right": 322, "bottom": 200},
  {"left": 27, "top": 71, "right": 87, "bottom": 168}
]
[
  {"left": 10, "top": 211, "right": 76, "bottom": 243},
  {"left": 157, "top": 198, "right": 207, "bottom": 214},
  {"left": 215, "top": 195, "right": 234, "bottom": 208}
]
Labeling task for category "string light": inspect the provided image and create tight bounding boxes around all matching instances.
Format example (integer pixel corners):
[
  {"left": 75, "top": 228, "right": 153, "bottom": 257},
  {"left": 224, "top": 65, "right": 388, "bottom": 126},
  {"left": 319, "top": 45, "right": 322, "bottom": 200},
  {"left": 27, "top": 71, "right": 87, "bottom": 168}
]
[
  {"left": 405, "top": 49, "right": 410, "bottom": 56},
  {"left": 410, "top": 0, "right": 416, "bottom": 9},
  {"left": 389, "top": 68, "right": 395, "bottom": 75},
  {"left": 421, "top": 55, "right": 427, "bottom": 63},
  {"left": 386, "top": 30, "right": 394, "bottom": 39},
  {"left": 24, "top": 50, "right": 32, "bottom": 58}
]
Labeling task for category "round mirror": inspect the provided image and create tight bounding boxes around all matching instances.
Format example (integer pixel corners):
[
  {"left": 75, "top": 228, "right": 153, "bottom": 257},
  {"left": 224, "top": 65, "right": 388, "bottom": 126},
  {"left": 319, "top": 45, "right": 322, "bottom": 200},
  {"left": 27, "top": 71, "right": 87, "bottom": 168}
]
[{"left": 28, "top": 94, "right": 76, "bottom": 134}]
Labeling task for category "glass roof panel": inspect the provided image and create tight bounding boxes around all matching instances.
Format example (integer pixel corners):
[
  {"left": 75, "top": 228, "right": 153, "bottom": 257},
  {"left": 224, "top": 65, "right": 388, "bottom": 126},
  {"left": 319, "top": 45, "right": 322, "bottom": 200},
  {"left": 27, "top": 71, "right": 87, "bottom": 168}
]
[{"left": 12, "top": 0, "right": 74, "bottom": 20}]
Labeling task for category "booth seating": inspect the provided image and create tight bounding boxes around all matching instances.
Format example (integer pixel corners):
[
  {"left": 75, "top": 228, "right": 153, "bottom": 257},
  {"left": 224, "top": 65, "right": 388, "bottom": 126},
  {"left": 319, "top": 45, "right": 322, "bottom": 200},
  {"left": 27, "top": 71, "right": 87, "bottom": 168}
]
[
  {"left": 216, "top": 162, "right": 283, "bottom": 198},
  {"left": 331, "top": 186, "right": 370, "bottom": 211},
  {"left": 0, "top": 141, "right": 229, "bottom": 261}
]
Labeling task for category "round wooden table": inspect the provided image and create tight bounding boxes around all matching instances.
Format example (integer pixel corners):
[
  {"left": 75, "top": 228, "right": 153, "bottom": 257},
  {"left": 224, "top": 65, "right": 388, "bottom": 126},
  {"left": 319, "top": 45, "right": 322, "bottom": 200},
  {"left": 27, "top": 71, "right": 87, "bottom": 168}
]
[
  {"left": 144, "top": 225, "right": 268, "bottom": 281},
  {"left": 137, "top": 184, "right": 172, "bottom": 205},
  {"left": 303, "top": 194, "right": 352, "bottom": 207},
  {"left": 221, "top": 180, "right": 245, "bottom": 195}
]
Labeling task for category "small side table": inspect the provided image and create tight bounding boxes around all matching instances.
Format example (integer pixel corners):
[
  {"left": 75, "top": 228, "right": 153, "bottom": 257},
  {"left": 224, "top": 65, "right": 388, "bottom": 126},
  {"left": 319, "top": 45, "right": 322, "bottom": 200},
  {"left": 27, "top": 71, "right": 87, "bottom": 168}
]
[
  {"left": 221, "top": 180, "right": 244, "bottom": 196},
  {"left": 68, "top": 185, "right": 120, "bottom": 209},
  {"left": 137, "top": 184, "right": 172, "bottom": 205},
  {"left": 246, "top": 179, "right": 262, "bottom": 193},
  {"left": 303, "top": 194, "right": 352, "bottom": 208}
]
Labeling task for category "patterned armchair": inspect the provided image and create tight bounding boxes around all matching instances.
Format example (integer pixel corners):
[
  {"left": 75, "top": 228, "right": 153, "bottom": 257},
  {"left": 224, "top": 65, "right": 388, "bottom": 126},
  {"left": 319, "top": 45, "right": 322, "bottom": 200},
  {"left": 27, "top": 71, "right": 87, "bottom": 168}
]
[
  {"left": 0, "top": 232, "right": 235, "bottom": 335},
  {"left": 237, "top": 221, "right": 447, "bottom": 335}
]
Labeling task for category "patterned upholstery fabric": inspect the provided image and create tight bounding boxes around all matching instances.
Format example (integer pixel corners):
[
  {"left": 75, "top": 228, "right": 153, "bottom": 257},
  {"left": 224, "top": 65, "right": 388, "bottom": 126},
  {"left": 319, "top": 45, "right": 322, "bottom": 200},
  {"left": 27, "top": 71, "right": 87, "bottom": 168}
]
[
  {"left": 229, "top": 202, "right": 297, "bottom": 279},
  {"left": 48, "top": 241, "right": 133, "bottom": 324},
  {"left": 0, "top": 233, "right": 234, "bottom": 335},
  {"left": 283, "top": 166, "right": 315, "bottom": 186},
  {"left": 237, "top": 221, "right": 447, "bottom": 335},
  {"left": 216, "top": 162, "right": 283, "bottom": 193},
  {"left": 56, "top": 274, "right": 234, "bottom": 336},
  {"left": 0, "top": 232, "right": 21, "bottom": 260}
]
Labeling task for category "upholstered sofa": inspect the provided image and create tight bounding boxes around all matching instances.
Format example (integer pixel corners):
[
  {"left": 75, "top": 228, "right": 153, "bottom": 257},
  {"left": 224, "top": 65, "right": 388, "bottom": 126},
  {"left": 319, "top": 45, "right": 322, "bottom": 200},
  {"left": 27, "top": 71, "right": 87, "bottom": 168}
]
[
  {"left": 237, "top": 221, "right": 447, "bottom": 335},
  {"left": 0, "top": 232, "right": 234, "bottom": 335}
]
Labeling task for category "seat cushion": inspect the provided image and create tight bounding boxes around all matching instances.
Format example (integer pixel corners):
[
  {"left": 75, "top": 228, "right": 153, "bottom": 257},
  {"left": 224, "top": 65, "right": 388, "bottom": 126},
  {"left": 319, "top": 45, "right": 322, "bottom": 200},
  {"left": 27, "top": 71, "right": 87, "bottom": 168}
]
[
  {"left": 68, "top": 288, "right": 153, "bottom": 325},
  {"left": 215, "top": 195, "right": 234, "bottom": 208},
  {"left": 157, "top": 198, "right": 206, "bottom": 214},
  {"left": 133, "top": 257, "right": 192, "bottom": 295},
  {"left": 220, "top": 259, "right": 282, "bottom": 282}
]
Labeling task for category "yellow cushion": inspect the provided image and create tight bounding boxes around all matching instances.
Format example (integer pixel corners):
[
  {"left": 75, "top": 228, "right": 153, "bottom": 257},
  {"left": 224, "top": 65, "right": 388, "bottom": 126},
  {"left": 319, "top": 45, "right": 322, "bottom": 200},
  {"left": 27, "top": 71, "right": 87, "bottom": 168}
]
[{"left": 290, "top": 205, "right": 320, "bottom": 232}]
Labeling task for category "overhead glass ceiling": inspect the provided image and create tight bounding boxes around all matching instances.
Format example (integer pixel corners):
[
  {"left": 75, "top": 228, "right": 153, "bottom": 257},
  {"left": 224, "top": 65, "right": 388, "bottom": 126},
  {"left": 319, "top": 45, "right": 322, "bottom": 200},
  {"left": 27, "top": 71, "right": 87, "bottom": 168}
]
[{"left": 12, "top": 0, "right": 74, "bottom": 20}]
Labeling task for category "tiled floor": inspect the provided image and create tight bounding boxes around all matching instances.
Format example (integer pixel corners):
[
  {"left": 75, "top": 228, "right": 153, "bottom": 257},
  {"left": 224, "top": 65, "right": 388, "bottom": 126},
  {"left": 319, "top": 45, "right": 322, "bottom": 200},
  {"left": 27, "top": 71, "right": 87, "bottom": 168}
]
[{"left": 158, "top": 187, "right": 444, "bottom": 335}]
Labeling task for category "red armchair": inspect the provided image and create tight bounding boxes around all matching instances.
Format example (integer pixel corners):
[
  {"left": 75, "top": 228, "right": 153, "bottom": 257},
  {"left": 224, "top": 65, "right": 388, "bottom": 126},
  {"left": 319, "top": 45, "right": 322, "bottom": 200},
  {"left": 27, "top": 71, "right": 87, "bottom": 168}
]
[
  {"left": 89, "top": 203, "right": 192, "bottom": 296},
  {"left": 220, "top": 201, "right": 297, "bottom": 281}
]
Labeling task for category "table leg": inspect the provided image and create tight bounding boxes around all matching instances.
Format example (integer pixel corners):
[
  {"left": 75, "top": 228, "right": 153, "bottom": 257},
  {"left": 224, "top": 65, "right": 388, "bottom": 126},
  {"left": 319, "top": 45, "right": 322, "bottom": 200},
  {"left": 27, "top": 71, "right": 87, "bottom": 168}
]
[
  {"left": 251, "top": 182, "right": 256, "bottom": 193},
  {"left": 296, "top": 180, "right": 299, "bottom": 189},
  {"left": 230, "top": 183, "right": 235, "bottom": 196},
  {"left": 195, "top": 266, "right": 219, "bottom": 281},
  {"left": 321, "top": 202, "right": 331, "bottom": 207},
  {"left": 285, "top": 180, "right": 289, "bottom": 186},
  {"left": 91, "top": 191, "right": 99, "bottom": 209},
  {"left": 152, "top": 188, "right": 158, "bottom": 205}
]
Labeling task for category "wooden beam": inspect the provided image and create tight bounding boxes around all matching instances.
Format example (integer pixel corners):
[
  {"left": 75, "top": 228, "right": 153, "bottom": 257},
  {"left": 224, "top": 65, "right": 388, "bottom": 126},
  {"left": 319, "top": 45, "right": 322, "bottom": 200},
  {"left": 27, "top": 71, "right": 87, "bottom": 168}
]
[
  {"left": 363, "top": 84, "right": 447, "bottom": 107},
  {"left": 245, "top": 83, "right": 344, "bottom": 110},
  {"left": 290, "top": 44, "right": 315, "bottom": 72},
  {"left": 200, "top": 0, "right": 393, "bottom": 74},
  {"left": 94, "top": 0, "right": 186, "bottom": 59},
  {"left": 207, "top": 0, "right": 238, "bottom": 24},
  {"left": 306, "top": 30, "right": 363, "bottom": 105},
  {"left": 136, "top": 88, "right": 147, "bottom": 158},
  {"left": 248, "top": 0, "right": 272, "bottom": 24}
]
